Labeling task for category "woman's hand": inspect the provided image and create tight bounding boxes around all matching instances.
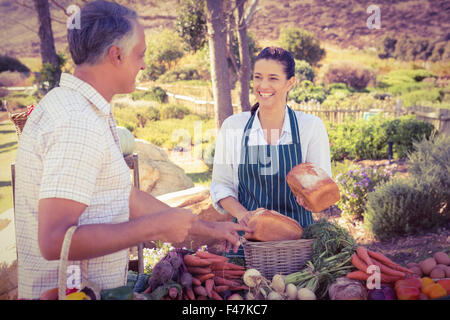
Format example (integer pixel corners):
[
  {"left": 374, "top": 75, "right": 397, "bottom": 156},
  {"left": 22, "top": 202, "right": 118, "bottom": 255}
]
[{"left": 237, "top": 210, "right": 254, "bottom": 227}]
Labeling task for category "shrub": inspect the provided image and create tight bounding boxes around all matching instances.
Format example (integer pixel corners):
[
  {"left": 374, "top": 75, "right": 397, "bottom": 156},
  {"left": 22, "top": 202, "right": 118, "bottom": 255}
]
[
  {"left": 328, "top": 114, "right": 435, "bottom": 161},
  {"left": 0, "top": 55, "right": 30, "bottom": 74},
  {"left": 407, "top": 134, "right": 450, "bottom": 216},
  {"left": 289, "top": 80, "right": 327, "bottom": 103},
  {"left": 294, "top": 59, "right": 314, "bottom": 82},
  {"left": 376, "top": 33, "right": 397, "bottom": 59},
  {"left": 160, "top": 104, "right": 190, "bottom": 120},
  {"left": 278, "top": 27, "right": 325, "bottom": 66},
  {"left": 142, "top": 29, "right": 184, "bottom": 81},
  {"left": 364, "top": 177, "right": 445, "bottom": 241},
  {"left": 382, "top": 115, "right": 435, "bottom": 158},
  {"left": 0, "top": 71, "right": 27, "bottom": 87},
  {"left": 158, "top": 66, "right": 201, "bottom": 83},
  {"left": 400, "top": 88, "right": 443, "bottom": 107},
  {"left": 336, "top": 165, "right": 393, "bottom": 221},
  {"left": 144, "top": 106, "right": 161, "bottom": 122},
  {"left": 322, "top": 61, "right": 376, "bottom": 90},
  {"left": 131, "top": 87, "right": 168, "bottom": 104}
]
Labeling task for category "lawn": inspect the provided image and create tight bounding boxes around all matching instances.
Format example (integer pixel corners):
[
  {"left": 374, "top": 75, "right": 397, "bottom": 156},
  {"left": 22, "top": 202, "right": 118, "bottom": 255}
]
[{"left": 0, "top": 121, "right": 17, "bottom": 215}]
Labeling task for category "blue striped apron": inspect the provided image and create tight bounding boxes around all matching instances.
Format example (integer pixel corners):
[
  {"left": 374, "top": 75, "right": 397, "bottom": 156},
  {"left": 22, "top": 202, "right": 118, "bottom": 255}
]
[{"left": 226, "top": 107, "right": 314, "bottom": 258}]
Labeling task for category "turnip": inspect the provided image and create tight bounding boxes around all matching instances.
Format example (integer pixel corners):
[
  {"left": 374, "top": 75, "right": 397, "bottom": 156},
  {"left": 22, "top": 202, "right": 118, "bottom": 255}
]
[
  {"left": 297, "top": 288, "right": 316, "bottom": 300},
  {"left": 267, "top": 291, "right": 283, "bottom": 300},
  {"left": 286, "top": 283, "right": 298, "bottom": 300},
  {"left": 228, "top": 293, "right": 244, "bottom": 300},
  {"left": 270, "top": 274, "right": 285, "bottom": 294},
  {"left": 243, "top": 268, "right": 262, "bottom": 288}
]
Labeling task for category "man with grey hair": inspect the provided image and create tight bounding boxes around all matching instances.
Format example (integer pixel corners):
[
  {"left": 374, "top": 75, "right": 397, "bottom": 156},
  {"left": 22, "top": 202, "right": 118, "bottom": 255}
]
[{"left": 14, "top": 0, "right": 250, "bottom": 299}]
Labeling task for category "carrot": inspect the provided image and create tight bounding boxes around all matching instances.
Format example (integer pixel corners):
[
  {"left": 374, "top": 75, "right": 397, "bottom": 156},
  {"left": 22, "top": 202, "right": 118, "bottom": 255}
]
[
  {"left": 191, "top": 277, "right": 201, "bottom": 286},
  {"left": 187, "top": 266, "right": 212, "bottom": 275},
  {"left": 229, "top": 285, "right": 249, "bottom": 291},
  {"left": 193, "top": 285, "right": 208, "bottom": 297},
  {"left": 185, "top": 287, "right": 196, "bottom": 300},
  {"left": 346, "top": 270, "right": 370, "bottom": 281},
  {"left": 195, "top": 250, "right": 228, "bottom": 262},
  {"left": 214, "top": 269, "right": 245, "bottom": 278},
  {"left": 346, "top": 270, "right": 402, "bottom": 283},
  {"left": 351, "top": 253, "right": 369, "bottom": 273},
  {"left": 214, "top": 285, "right": 229, "bottom": 293},
  {"left": 210, "top": 290, "right": 224, "bottom": 300},
  {"left": 195, "top": 273, "right": 215, "bottom": 283},
  {"left": 211, "top": 262, "right": 245, "bottom": 271},
  {"left": 196, "top": 295, "right": 208, "bottom": 300},
  {"left": 367, "top": 250, "right": 414, "bottom": 274},
  {"left": 356, "top": 246, "right": 374, "bottom": 267},
  {"left": 370, "top": 257, "right": 406, "bottom": 278},
  {"left": 205, "top": 279, "right": 214, "bottom": 298},
  {"left": 214, "top": 276, "right": 240, "bottom": 287},
  {"left": 184, "top": 254, "right": 212, "bottom": 267}
]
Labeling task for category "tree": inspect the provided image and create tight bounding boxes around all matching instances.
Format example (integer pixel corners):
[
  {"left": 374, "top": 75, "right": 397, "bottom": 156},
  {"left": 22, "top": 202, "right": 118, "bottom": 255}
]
[
  {"left": 235, "top": 0, "right": 251, "bottom": 112},
  {"left": 278, "top": 27, "right": 325, "bottom": 66},
  {"left": 33, "top": 0, "right": 61, "bottom": 90},
  {"left": 175, "top": 0, "right": 207, "bottom": 53},
  {"left": 206, "top": 0, "right": 233, "bottom": 129}
]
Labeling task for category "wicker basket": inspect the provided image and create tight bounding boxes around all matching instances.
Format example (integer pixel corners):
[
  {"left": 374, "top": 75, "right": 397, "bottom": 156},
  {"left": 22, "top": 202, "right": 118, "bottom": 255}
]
[
  {"left": 6, "top": 103, "right": 28, "bottom": 137},
  {"left": 241, "top": 237, "right": 314, "bottom": 280}
]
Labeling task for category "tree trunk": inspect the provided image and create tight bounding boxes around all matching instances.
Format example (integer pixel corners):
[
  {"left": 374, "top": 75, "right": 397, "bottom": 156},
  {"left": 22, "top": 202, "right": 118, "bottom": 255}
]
[
  {"left": 236, "top": 0, "right": 251, "bottom": 112},
  {"left": 206, "top": 0, "right": 233, "bottom": 129},
  {"left": 34, "top": 0, "right": 61, "bottom": 88}
]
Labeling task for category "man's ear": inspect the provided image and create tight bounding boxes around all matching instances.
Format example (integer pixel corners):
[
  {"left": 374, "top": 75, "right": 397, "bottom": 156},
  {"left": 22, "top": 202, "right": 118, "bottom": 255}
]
[{"left": 107, "top": 45, "right": 123, "bottom": 66}]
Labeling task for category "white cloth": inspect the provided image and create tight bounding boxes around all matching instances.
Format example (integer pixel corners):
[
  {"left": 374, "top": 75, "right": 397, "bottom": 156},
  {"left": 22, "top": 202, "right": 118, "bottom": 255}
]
[
  {"left": 210, "top": 106, "right": 332, "bottom": 215},
  {"left": 14, "top": 73, "right": 132, "bottom": 299}
]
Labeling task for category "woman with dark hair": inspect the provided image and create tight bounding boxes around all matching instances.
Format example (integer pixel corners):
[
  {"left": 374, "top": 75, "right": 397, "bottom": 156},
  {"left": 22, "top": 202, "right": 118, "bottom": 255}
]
[{"left": 210, "top": 47, "right": 332, "bottom": 257}]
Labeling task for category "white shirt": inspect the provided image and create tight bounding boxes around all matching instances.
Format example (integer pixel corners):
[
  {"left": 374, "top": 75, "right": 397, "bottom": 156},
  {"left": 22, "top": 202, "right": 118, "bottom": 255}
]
[
  {"left": 210, "top": 106, "right": 332, "bottom": 215},
  {"left": 14, "top": 73, "right": 132, "bottom": 299}
]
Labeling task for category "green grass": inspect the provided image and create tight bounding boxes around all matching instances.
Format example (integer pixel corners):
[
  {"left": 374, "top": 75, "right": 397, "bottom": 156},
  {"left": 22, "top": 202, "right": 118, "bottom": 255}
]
[
  {"left": 0, "top": 121, "right": 18, "bottom": 215},
  {"left": 186, "top": 171, "right": 212, "bottom": 188}
]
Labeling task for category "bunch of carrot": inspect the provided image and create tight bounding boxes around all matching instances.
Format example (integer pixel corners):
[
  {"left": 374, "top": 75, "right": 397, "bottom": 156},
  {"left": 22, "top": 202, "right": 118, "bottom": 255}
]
[
  {"left": 346, "top": 246, "right": 415, "bottom": 283},
  {"left": 182, "top": 250, "right": 248, "bottom": 300}
]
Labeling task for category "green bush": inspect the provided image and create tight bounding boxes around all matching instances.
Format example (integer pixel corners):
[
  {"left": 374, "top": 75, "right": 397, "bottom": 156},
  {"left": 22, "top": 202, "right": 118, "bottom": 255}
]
[
  {"left": 144, "top": 106, "right": 161, "bottom": 122},
  {"left": 175, "top": 0, "right": 207, "bottom": 52},
  {"left": 400, "top": 88, "right": 443, "bottom": 107},
  {"left": 158, "top": 66, "right": 201, "bottom": 83},
  {"left": 142, "top": 29, "right": 184, "bottom": 81},
  {"left": 407, "top": 134, "right": 450, "bottom": 216},
  {"left": 294, "top": 59, "right": 314, "bottom": 82},
  {"left": 0, "top": 55, "right": 30, "bottom": 74},
  {"left": 322, "top": 61, "right": 375, "bottom": 90},
  {"left": 382, "top": 115, "right": 435, "bottom": 158},
  {"left": 160, "top": 104, "right": 190, "bottom": 120},
  {"left": 131, "top": 87, "right": 168, "bottom": 103},
  {"left": 364, "top": 177, "right": 445, "bottom": 241},
  {"left": 278, "top": 27, "right": 325, "bottom": 66},
  {"left": 289, "top": 80, "right": 327, "bottom": 103},
  {"left": 327, "top": 114, "right": 435, "bottom": 161},
  {"left": 335, "top": 165, "right": 392, "bottom": 221}
]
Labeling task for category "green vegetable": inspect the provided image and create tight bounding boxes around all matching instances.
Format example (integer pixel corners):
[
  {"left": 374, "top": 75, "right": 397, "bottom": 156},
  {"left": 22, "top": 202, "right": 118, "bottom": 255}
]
[
  {"left": 133, "top": 273, "right": 150, "bottom": 293},
  {"left": 101, "top": 286, "right": 134, "bottom": 300},
  {"left": 126, "top": 270, "right": 138, "bottom": 288},
  {"left": 285, "top": 219, "right": 357, "bottom": 299}
]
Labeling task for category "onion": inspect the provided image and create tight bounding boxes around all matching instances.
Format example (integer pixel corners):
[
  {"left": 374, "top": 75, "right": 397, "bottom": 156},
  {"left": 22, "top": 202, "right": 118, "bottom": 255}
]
[
  {"left": 271, "top": 274, "right": 285, "bottom": 294},
  {"left": 267, "top": 291, "right": 283, "bottom": 300},
  {"left": 297, "top": 288, "right": 316, "bottom": 300},
  {"left": 286, "top": 283, "right": 298, "bottom": 300}
]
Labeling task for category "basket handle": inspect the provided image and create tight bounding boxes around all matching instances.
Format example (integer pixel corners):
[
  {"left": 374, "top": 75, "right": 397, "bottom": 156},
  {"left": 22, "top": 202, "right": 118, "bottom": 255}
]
[{"left": 57, "top": 226, "right": 89, "bottom": 300}]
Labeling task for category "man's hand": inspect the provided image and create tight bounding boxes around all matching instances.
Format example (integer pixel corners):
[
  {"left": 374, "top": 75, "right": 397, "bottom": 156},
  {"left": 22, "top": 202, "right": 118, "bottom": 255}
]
[
  {"left": 154, "top": 207, "right": 199, "bottom": 244},
  {"left": 211, "top": 222, "right": 253, "bottom": 254}
]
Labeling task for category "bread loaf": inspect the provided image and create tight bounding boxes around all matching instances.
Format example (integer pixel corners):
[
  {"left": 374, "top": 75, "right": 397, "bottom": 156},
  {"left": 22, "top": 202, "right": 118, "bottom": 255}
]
[
  {"left": 244, "top": 208, "right": 304, "bottom": 241},
  {"left": 286, "top": 162, "right": 340, "bottom": 213}
]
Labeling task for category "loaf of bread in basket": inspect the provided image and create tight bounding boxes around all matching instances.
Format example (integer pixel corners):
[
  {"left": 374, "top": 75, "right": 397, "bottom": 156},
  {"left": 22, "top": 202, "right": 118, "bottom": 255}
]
[{"left": 244, "top": 208, "right": 304, "bottom": 241}]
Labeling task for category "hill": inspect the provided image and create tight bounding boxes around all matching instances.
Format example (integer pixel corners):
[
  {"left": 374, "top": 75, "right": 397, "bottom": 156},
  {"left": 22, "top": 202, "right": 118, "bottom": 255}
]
[{"left": 0, "top": 0, "right": 449, "bottom": 58}]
